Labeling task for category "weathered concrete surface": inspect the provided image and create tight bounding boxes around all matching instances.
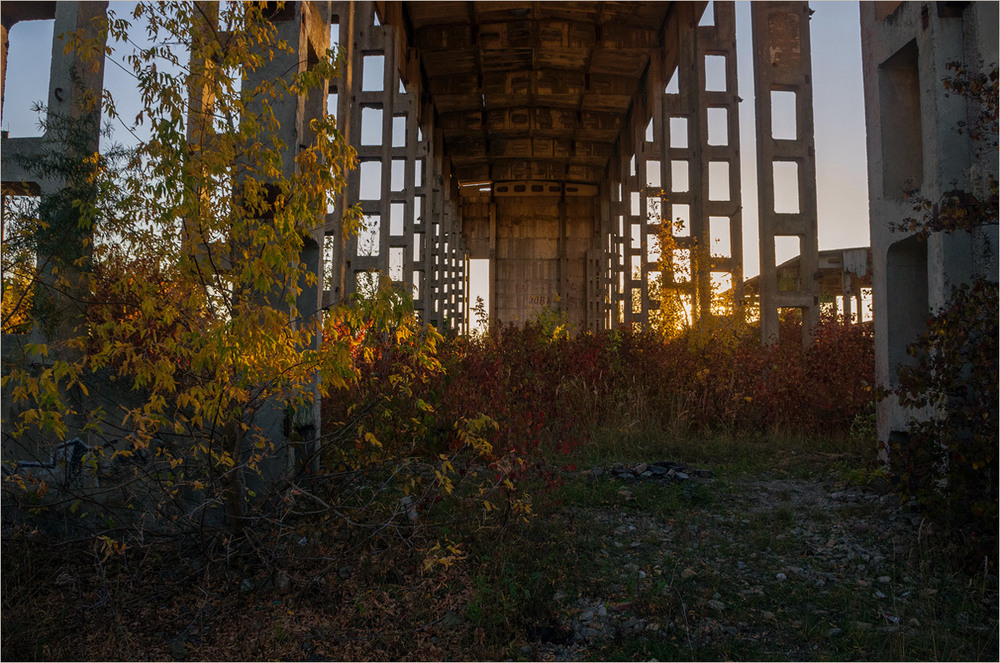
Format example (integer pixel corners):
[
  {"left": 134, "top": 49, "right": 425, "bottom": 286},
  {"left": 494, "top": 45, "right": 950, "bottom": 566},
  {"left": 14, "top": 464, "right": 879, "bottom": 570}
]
[
  {"left": 751, "top": 1, "right": 821, "bottom": 345},
  {"left": 860, "top": 1, "right": 999, "bottom": 451}
]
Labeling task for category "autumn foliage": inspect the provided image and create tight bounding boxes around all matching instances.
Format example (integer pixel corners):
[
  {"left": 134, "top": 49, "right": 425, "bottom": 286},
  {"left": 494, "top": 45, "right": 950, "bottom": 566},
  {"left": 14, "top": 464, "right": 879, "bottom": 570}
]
[{"left": 325, "top": 312, "right": 876, "bottom": 502}]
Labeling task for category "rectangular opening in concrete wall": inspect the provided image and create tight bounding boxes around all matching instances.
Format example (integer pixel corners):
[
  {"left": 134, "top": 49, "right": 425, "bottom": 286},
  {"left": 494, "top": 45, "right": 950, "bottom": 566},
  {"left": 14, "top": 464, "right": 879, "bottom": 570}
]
[
  {"left": 413, "top": 232, "right": 422, "bottom": 261},
  {"left": 329, "top": 19, "right": 340, "bottom": 48},
  {"left": 391, "top": 159, "right": 405, "bottom": 191},
  {"left": 631, "top": 255, "right": 641, "bottom": 278},
  {"left": 672, "top": 248, "right": 691, "bottom": 283},
  {"left": 412, "top": 270, "right": 421, "bottom": 300},
  {"left": 705, "top": 55, "right": 727, "bottom": 92},
  {"left": 648, "top": 194, "right": 661, "bottom": 222},
  {"left": 631, "top": 223, "right": 641, "bottom": 249},
  {"left": 646, "top": 160, "right": 661, "bottom": 188},
  {"left": 647, "top": 233, "right": 661, "bottom": 262},
  {"left": 323, "top": 234, "right": 336, "bottom": 291},
  {"left": 414, "top": 196, "right": 423, "bottom": 224},
  {"left": 649, "top": 269, "right": 662, "bottom": 292},
  {"left": 358, "top": 214, "right": 380, "bottom": 256},
  {"left": 671, "top": 161, "right": 689, "bottom": 192},
  {"left": 362, "top": 53, "right": 385, "bottom": 91},
  {"left": 390, "top": 202, "right": 405, "bottom": 235},
  {"left": 631, "top": 287, "right": 643, "bottom": 314},
  {"left": 359, "top": 160, "right": 382, "bottom": 199},
  {"left": 629, "top": 154, "right": 637, "bottom": 176},
  {"left": 389, "top": 247, "right": 404, "bottom": 282},
  {"left": 671, "top": 204, "right": 690, "bottom": 237},
  {"left": 770, "top": 90, "right": 797, "bottom": 140},
  {"left": 707, "top": 107, "right": 728, "bottom": 146},
  {"left": 711, "top": 272, "right": 732, "bottom": 309},
  {"left": 355, "top": 270, "right": 379, "bottom": 298},
  {"left": 467, "top": 258, "right": 490, "bottom": 332},
  {"left": 631, "top": 191, "right": 641, "bottom": 216},
  {"left": 709, "top": 216, "right": 731, "bottom": 257},
  {"left": 665, "top": 67, "right": 680, "bottom": 95},
  {"left": 774, "top": 236, "right": 801, "bottom": 290},
  {"left": 830, "top": 295, "right": 844, "bottom": 320},
  {"left": 360, "top": 106, "right": 383, "bottom": 145},
  {"left": 327, "top": 90, "right": 338, "bottom": 120},
  {"left": 415, "top": 159, "right": 424, "bottom": 186},
  {"left": 669, "top": 117, "right": 689, "bottom": 149},
  {"left": 860, "top": 287, "right": 873, "bottom": 322},
  {"left": 699, "top": 0, "right": 716, "bottom": 26},
  {"left": 2, "top": 19, "right": 55, "bottom": 137},
  {"left": 392, "top": 115, "right": 406, "bottom": 147},
  {"left": 886, "top": 236, "right": 928, "bottom": 385},
  {"left": 645, "top": 118, "right": 654, "bottom": 142},
  {"left": 879, "top": 40, "right": 923, "bottom": 198},
  {"left": 772, "top": 161, "right": 800, "bottom": 213},
  {"left": 712, "top": 271, "right": 732, "bottom": 292},
  {"left": 708, "top": 161, "right": 730, "bottom": 201}
]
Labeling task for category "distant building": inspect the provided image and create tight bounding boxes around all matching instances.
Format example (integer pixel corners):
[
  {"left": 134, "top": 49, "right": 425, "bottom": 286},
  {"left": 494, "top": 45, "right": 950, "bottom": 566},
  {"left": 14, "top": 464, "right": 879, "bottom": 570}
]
[{"left": 740, "top": 247, "right": 874, "bottom": 323}]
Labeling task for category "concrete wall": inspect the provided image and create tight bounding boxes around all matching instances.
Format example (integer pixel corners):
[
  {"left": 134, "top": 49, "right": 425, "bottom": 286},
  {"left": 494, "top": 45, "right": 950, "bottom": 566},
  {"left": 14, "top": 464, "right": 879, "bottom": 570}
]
[
  {"left": 494, "top": 193, "right": 596, "bottom": 328},
  {"left": 461, "top": 183, "right": 599, "bottom": 329},
  {"left": 860, "top": 1, "right": 999, "bottom": 452}
]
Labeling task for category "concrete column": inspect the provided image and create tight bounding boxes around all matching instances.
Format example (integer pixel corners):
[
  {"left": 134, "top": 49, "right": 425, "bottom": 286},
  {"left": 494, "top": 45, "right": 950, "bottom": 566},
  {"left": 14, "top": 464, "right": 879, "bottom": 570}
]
[
  {"left": 1, "top": 22, "right": 7, "bottom": 119},
  {"left": 860, "top": 1, "right": 998, "bottom": 452},
  {"left": 0, "top": 2, "right": 108, "bottom": 347},
  {"left": 751, "top": 2, "right": 821, "bottom": 346},
  {"left": 488, "top": 199, "right": 497, "bottom": 323},
  {"left": 558, "top": 197, "right": 569, "bottom": 312},
  {"left": 238, "top": 2, "right": 332, "bottom": 477},
  {"left": 661, "top": 1, "right": 703, "bottom": 329}
]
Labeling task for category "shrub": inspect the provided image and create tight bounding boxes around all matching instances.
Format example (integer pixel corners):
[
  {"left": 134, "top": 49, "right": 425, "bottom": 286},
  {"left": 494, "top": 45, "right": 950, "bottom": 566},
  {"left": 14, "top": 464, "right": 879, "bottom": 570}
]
[{"left": 893, "top": 278, "right": 998, "bottom": 560}]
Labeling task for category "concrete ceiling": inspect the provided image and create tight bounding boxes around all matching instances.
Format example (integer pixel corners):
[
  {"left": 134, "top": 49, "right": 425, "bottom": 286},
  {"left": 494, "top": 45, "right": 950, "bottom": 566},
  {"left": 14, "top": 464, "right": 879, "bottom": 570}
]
[{"left": 404, "top": 1, "right": 677, "bottom": 185}]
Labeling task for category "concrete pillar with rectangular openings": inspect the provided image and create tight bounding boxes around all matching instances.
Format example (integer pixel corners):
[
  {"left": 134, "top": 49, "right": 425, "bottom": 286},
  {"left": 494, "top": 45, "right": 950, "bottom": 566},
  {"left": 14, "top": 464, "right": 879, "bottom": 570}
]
[{"left": 751, "top": 2, "right": 821, "bottom": 346}]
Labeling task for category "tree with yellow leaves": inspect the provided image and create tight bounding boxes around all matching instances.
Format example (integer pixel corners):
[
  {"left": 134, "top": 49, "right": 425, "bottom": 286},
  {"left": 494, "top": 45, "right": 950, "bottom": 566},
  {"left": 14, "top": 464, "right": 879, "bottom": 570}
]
[{"left": 1, "top": 2, "right": 440, "bottom": 542}]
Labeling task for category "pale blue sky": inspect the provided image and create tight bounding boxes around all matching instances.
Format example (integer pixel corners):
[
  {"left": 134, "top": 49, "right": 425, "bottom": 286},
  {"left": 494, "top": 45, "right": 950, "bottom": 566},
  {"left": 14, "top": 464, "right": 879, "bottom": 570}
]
[{"left": 1, "top": 1, "right": 870, "bottom": 280}]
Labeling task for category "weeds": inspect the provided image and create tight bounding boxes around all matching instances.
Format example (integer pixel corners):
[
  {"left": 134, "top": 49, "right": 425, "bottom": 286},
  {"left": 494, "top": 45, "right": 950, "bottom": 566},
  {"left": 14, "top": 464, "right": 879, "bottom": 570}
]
[{"left": 7, "top": 315, "right": 994, "bottom": 661}]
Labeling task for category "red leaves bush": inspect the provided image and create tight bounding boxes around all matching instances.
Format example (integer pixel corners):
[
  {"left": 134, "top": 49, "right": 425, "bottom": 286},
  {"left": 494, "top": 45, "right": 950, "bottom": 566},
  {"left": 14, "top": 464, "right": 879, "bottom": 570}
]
[
  {"left": 429, "top": 315, "right": 874, "bottom": 457},
  {"left": 318, "top": 310, "right": 873, "bottom": 518}
]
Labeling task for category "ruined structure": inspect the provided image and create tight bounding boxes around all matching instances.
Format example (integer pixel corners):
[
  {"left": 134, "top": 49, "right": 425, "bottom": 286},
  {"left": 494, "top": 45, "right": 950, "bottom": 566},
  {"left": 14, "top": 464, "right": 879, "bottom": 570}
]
[
  {"left": 3, "top": 1, "right": 895, "bottom": 472},
  {"left": 8, "top": 0, "right": 995, "bottom": 484},
  {"left": 740, "top": 247, "right": 873, "bottom": 324},
  {"left": 2, "top": 0, "right": 831, "bottom": 340},
  {"left": 859, "top": 1, "right": 998, "bottom": 450}
]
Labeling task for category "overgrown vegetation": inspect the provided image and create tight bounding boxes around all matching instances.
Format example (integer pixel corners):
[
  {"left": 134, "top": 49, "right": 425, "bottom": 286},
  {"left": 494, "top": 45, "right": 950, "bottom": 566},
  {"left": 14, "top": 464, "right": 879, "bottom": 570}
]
[
  {"left": 0, "top": 2, "right": 498, "bottom": 567},
  {"left": 1, "top": 5, "right": 996, "bottom": 662}
]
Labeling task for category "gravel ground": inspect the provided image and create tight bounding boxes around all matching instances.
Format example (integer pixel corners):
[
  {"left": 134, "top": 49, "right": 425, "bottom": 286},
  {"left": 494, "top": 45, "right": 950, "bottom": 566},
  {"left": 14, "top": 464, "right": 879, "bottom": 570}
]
[{"left": 516, "top": 464, "right": 992, "bottom": 661}]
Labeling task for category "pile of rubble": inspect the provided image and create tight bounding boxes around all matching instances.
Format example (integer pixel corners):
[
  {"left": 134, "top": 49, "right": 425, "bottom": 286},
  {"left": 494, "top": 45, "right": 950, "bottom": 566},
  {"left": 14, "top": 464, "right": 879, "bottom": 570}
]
[{"left": 587, "top": 461, "right": 714, "bottom": 484}]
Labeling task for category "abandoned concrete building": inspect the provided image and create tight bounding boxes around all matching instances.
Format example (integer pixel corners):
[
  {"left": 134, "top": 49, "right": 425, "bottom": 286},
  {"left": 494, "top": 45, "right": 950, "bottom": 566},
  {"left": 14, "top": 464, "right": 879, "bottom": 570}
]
[
  {"left": 1, "top": 1, "right": 997, "bottom": 460},
  {"left": 860, "top": 1, "right": 998, "bottom": 449}
]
